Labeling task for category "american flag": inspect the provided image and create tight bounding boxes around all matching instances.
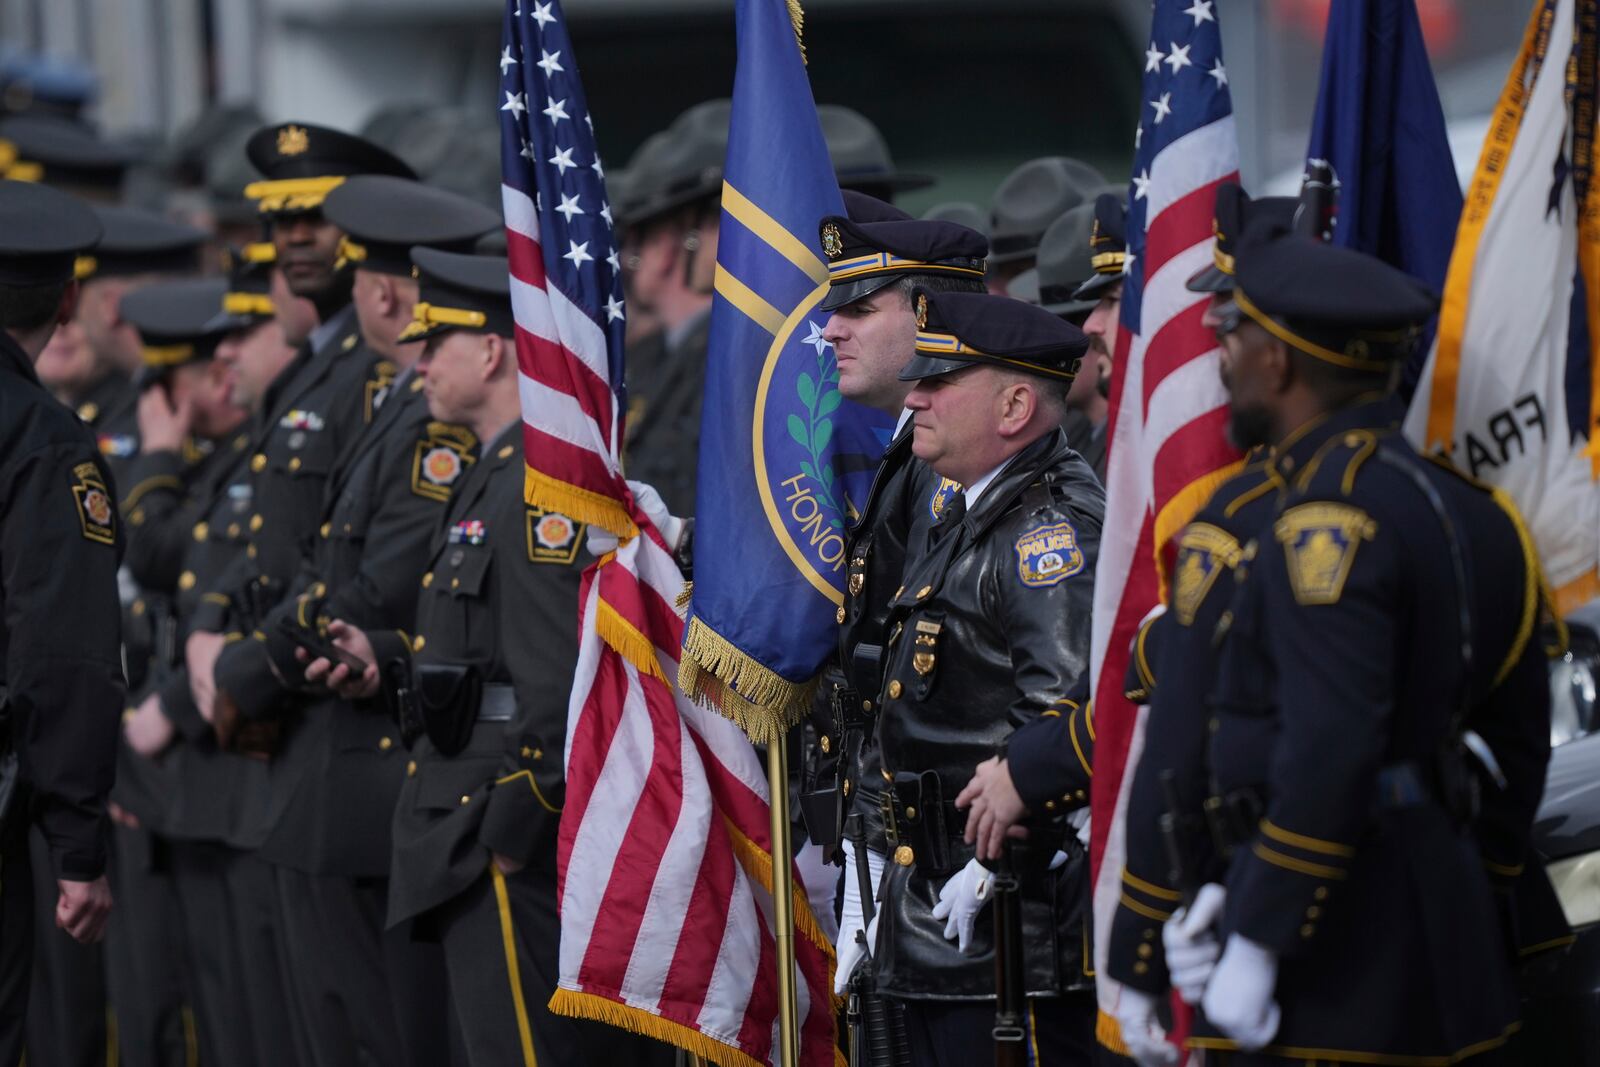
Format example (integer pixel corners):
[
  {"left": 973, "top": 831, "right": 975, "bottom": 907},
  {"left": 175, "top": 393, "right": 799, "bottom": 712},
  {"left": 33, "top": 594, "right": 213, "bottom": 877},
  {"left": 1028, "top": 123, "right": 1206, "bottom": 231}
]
[
  {"left": 499, "top": 3, "right": 839, "bottom": 1065},
  {"left": 1087, "top": 0, "right": 1242, "bottom": 1048}
]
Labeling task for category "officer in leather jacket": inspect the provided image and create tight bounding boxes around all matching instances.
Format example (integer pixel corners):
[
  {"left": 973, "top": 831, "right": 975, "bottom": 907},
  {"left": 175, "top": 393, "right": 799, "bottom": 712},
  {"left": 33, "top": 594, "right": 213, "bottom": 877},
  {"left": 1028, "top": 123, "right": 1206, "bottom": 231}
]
[{"left": 872, "top": 289, "right": 1103, "bottom": 1064}]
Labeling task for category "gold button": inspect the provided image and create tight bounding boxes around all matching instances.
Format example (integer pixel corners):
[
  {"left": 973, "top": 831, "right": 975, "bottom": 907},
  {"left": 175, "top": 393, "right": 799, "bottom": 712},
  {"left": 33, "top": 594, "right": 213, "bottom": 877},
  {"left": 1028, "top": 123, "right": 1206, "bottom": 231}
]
[
  {"left": 378, "top": 736, "right": 393, "bottom": 751},
  {"left": 893, "top": 845, "right": 914, "bottom": 867},
  {"left": 251, "top": 454, "right": 266, "bottom": 472},
  {"left": 131, "top": 599, "right": 146, "bottom": 617},
  {"left": 881, "top": 768, "right": 892, "bottom": 782},
  {"left": 249, "top": 513, "right": 263, "bottom": 532},
  {"left": 904, "top": 806, "right": 916, "bottom": 820},
  {"left": 129, "top": 509, "right": 144, "bottom": 526},
  {"left": 1300, "top": 923, "right": 1315, "bottom": 939},
  {"left": 520, "top": 746, "right": 533, "bottom": 759},
  {"left": 459, "top": 795, "right": 471, "bottom": 806},
  {"left": 413, "top": 634, "right": 426, "bottom": 651},
  {"left": 227, "top": 523, "right": 241, "bottom": 538},
  {"left": 178, "top": 571, "right": 196, "bottom": 591},
  {"left": 532, "top": 749, "right": 543, "bottom": 760},
  {"left": 842, "top": 779, "right": 851, "bottom": 796},
  {"left": 836, "top": 606, "right": 846, "bottom": 624},
  {"left": 287, "top": 457, "right": 301, "bottom": 472},
  {"left": 421, "top": 572, "right": 434, "bottom": 588},
  {"left": 498, "top": 445, "right": 514, "bottom": 459},
  {"left": 247, "top": 544, "right": 257, "bottom": 559},
  {"left": 862, "top": 700, "right": 872, "bottom": 711},
  {"left": 1313, "top": 886, "right": 1329, "bottom": 901},
  {"left": 406, "top": 760, "right": 417, "bottom": 776},
  {"left": 1045, "top": 800, "right": 1057, "bottom": 811},
  {"left": 344, "top": 523, "right": 353, "bottom": 534},
  {"left": 1305, "top": 905, "right": 1321, "bottom": 919},
  {"left": 321, "top": 522, "right": 332, "bottom": 538},
  {"left": 1143, "top": 929, "right": 1155, "bottom": 941},
  {"left": 915, "top": 585, "right": 932, "bottom": 599},
  {"left": 312, "top": 582, "right": 326, "bottom": 597},
  {"left": 894, "top": 585, "right": 904, "bottom": 598},
  {"left": 1133, "top": 961, "right": 1149, "bottom": 975},
  {"left": 451, "top": 577, "right": 460, "bottom": 590},
  {"left": 1137, "top": 944, "right": 1153, "bottom": 959},
  {"left": 193, "top": 522, "right": 208, "bottom": 541},
  {"left": 819, "top": 735, "right": 831, "bottom": 754},
  {"left": 888, "top": 680, "right": 902, "bottom": 698}
]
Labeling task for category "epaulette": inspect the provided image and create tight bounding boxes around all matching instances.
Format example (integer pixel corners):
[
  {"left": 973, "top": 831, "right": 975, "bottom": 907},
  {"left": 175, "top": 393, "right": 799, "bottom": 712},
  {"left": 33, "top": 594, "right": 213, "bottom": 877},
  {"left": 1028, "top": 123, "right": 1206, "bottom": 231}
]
[
  {"left": 1218, "top": 455, "right": 1286, "bottom": 521},
  {"left": 1292, "top": 427, "right": 1385, "bottom": 498}
]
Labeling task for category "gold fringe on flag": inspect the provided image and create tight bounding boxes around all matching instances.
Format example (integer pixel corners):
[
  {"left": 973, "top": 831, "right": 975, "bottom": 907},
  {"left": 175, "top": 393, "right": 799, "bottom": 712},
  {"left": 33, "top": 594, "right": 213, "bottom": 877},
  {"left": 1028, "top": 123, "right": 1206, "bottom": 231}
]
[
  {"left": 524, "top": 467, "right": 638, "bottom": 540},
  {"left": 1095, "top": 1010, "right": 1131, "bottom": 1056},
  {"left": 787, "top": 0, "right": 807, "bottom": 64},
  {"left": 1151, "top": 456, "right": 1247, "bottom": 603},
  {"left": 548, "top": 988, "right": 765, "bottom": 1067},
  {"left": 723, "top": 817, "right": 836, "bottom": 960},
  {"left": 678, "top": 617, "right": 819, "bottom": 746},
  {"left": 596, "top": 598, "right": 668, "bottom": 682}
]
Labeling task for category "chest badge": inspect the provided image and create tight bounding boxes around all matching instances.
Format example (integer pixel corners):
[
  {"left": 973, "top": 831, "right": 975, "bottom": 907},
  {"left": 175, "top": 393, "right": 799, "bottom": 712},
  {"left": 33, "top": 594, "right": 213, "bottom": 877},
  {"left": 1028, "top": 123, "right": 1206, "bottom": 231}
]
[
  {"left": 1014, "top": 520, "right": 1084, "bottom": 588},
  {"left": 1273, "top": 502, "right": 1377, "bottom": 606},
  {"left": 448, "top": 520, "right": 486, "bottom": 546},
  {"left": 912, "top": 619, "right": 941, "bottom": 675},
  {"left": 1171, "top": 522, "right": 1243, "bottom": 625},
  {"left": 279, "top": 410, "right": 325, "bottom": 432},
  {"left": 412, "top": 422, "right": 477, "bottom": 501},
  {"left": 96, "top": 433, "right": 138, "bottom": 458}
]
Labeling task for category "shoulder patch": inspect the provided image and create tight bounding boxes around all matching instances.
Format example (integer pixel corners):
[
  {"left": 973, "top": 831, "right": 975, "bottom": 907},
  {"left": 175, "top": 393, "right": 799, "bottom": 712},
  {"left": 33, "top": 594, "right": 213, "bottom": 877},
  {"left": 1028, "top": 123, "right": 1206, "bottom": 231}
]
[
  {"left": 411, "top": 422, "right": 477, "bottom": 501},
  {"left": 928, "top": 477, "right": 963, "bottom": 522},
  {"left": 71, "top": 462, "right": 116, "bottom": 545},
  {"left": 526, "top": 507, "right": 584, "bottom": 564},
  {"left": 1172, "top": 522, "right": 1243, "bottom": 625},
  {"left": 1014, "top": 520, "right": 1084, "bottom": 588},
  {"left": 1272, "top": 501, "right": 1377, "bottom": 606}
]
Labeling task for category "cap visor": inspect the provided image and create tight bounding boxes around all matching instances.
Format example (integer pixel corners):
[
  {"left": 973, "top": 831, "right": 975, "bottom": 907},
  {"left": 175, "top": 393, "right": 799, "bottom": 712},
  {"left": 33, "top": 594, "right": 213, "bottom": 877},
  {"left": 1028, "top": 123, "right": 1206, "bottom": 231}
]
[
  {"left": 203, "top": 309, "right": 258, "bottom": 335},
  {"left": 899, "top": 352, "right": 979, "bottom": 381},
  {"left": 818, "top": 273, "right": 899, "bottom": 313},
  {"left": 1071, "top": 272, "right": 1122, "bottom": 302},
  {"left": 1184, "top": 263, "right": 1232, "bottom": 293},
  {"left": 397, "top": 320, "right": 456, "bottom": 344}
]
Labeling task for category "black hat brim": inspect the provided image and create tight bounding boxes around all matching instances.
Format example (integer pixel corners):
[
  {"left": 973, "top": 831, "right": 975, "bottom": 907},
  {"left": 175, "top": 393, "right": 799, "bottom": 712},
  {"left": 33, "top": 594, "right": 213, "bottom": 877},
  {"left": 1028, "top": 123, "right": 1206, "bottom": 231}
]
[
  {"left": 1071, "top": 271, "right": 1122, "bottom": 302},
  {"left": 818, "top": 273, "right": 901, "bottom": 313},
  {"left": 898, "top": 352, "right": 979, "bottom": 381},
  {"left": 617, "top": 175, "right": 722, "bottom": 229},
  {"left": 837, "top": 170, "right": 936, "bottom": 195},
  {"left": 1042, "top": 294, "right": 1098, "bottom": 319},
  {"left": 203, "top": 309, "right": 260, "bottom": 335},
  {"left": 1185, "top": 263, "right": 1233, "bottom": 293}
]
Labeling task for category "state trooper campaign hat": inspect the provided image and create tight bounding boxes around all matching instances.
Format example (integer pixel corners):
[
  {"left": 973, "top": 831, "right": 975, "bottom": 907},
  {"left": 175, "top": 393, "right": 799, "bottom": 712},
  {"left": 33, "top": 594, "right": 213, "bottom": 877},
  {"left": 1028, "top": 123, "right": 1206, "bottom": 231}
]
[
  {"left": 1007, "top": 202, "right": 1097, "bottom": 319},
  {"left": 398, "top": 248, "right": 514, "bottom": 344},
  {"left": 921, "top": 200, "right": 989, "bottom": 236},
  {"left": 0, "top": 178, "right": 102, "bottom": 286},
  {"left": 818, "top": 104, "right": 934, "bottom": 200},
  {"left": 244, "top": 121, "right": 415, "bottom": 217},
  {"left": 615, "top": 100, "right": 730, "bottom": 229},
  {"left": 0, "top": 113, "right": 137, "bottom": 193},
  {"left": 817, "top": 206, "right": 988, "bottom": 313},
  {"left": 899, "top": 289, "right": 1088, "bottom": 383},
  {"left": 208, "top": 242, "right": 278, "bottom": 330},
  {"left": 77, "top": 204, "right": 207, "bottom": 281},
  {"left": 122, "top": 277, "right": 231, "bottom": 386},
  {"left": 322, "top": 175, "right": 501, "bottom": 277},
  {"left": 1070, "top": 193, "right": 1128, "bottom": 303},
  {"left": 989, "top": 156, "right": 1106, "bottom": 265},
  {"left": 1186, "top": 183, "right": 1298, "bottom": 294},
  {"left": 1231, "top": 226, "right": 1438, "bottom": 370}
]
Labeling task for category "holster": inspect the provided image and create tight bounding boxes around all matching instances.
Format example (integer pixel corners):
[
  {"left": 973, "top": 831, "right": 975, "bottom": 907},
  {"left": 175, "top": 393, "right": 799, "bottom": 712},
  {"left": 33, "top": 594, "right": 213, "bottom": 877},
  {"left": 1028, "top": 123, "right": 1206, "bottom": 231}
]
[
  {"left": 886, "top": 771, "right": 963, "bottom": 878},
  {"left": 385, "top": 659, "right": 425, "bottom": 748},
  {"left": 414, "top": 662, "right": 482, "bottom": 757}
]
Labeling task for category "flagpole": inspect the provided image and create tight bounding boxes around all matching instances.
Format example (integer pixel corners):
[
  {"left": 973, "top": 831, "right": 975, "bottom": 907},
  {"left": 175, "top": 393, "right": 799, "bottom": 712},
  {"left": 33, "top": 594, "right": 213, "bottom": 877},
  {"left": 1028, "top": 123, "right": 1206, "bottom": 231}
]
[{"left": 768, "top": 734, "right": 800, "bottom": 1067}]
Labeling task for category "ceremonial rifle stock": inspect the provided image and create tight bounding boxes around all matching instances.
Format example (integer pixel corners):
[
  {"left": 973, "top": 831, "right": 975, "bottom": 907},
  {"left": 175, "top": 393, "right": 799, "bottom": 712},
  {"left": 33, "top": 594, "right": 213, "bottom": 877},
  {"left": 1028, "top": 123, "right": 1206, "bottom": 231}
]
[{"left": 991, "top": 844, "right": 1026, "bottom": 1067}]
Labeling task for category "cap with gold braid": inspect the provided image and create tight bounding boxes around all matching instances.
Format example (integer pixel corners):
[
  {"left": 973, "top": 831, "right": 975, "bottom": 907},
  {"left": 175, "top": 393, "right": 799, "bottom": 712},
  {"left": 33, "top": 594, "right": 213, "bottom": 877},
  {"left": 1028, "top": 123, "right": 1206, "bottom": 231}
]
[
  {"left": 121, "top": 278, "right": 230, "bottom": 387},
  {"left": 398, "top": 247, "right": 513, "bottom": 344},
  {"left": 0, "top": 114, "right": 136, "bottom": 196},
  {"left": 244, "top": 122, "right": 415, "bottom": 218},
  {"left": 1185, "top": 183, "right": 1298, "bottom": 294},
  {"left": 898, "top": 289, "right": 1088, "bottom": 383},
  {"left": 817, "top": 196, "right": 987, "bottom": 313},
  {"left": 76, "top": 205, "right": 206, "bottom": 281},
  {"left": 207, "top": 243, "right": 277, "bottom": 331},
  {"left": 0, "top": 178, "right": 101, "bottom": 286},
  {"left": 1070, "top": 193, "right": 1128, "bottom": 303},
  {"left": 322, "top": 175, "right": 500, "bottom": 276}
]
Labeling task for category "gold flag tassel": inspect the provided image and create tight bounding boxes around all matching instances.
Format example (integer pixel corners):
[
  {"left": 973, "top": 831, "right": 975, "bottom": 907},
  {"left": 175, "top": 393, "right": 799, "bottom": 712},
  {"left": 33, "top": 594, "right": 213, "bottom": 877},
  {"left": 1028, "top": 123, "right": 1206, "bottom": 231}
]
[
  {"left": 788, "top": 0, "right": 807, "bottom": 64},
  {"left": 678, "top": 618, "right": 819, "bottom": 746}
]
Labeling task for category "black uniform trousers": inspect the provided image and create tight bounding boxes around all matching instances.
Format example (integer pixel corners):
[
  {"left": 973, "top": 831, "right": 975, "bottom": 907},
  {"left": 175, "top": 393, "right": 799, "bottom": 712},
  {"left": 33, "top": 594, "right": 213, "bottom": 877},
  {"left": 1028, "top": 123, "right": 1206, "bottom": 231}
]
[
  {"left": 897, "top": 992, "right": 1096, "bottom": 1067},
  {"left": 26, "top": 825, "right": 106, "bottom": 1067},
  {"left": 103, "top": 824, "right": 190, "bottom": 1067},
  {"left": 0, "top": 812, "right": 34, "bottom": 1067}
]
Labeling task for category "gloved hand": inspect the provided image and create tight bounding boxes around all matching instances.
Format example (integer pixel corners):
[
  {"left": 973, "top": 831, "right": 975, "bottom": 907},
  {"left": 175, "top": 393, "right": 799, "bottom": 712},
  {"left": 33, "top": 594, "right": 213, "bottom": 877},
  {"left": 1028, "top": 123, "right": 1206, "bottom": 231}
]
[
  {"left": 585, "top": 525, "right": 619, "bottom": 558},
  {"left": 833, "top": 840, "right": 885, "bottom": 994},
  {"left": 1202, "top": 933, "right": 1281, "bottom": 1050},
  {"left": 1164, "top": 882, "right": 1226, "bottom": 1005},
  {"left": 1067, "top": 806, "right": 1091, "bottom": 846},
  {"left": 628, "top": 479, "right": 684, "bottom": 550},
  {"left": 930, "top": 857, "right": 994, "bottom": 954},
  {"left": 1113, "top": 987, "right": 1180, "bottom": 1067}
]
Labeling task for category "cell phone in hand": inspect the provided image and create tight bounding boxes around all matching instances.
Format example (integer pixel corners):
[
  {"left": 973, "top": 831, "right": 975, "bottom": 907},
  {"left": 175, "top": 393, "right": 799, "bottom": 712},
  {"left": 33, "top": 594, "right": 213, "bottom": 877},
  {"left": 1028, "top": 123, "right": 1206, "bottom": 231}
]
[{"left": 275, "top": 617, "right": 368, "bottom": 675}]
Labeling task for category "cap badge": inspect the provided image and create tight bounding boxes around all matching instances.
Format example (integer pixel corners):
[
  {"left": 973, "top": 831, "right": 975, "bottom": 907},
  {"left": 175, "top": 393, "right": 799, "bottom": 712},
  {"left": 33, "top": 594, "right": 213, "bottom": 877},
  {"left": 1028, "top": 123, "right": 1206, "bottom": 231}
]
[
  {"left": 914, "top": 293, "right": 928, "bottom": 330},
  {"left": 277, "top": 125, "right": 311, "bottom": 157},
  {"left": 821, "top": 222, "right": 843, "bottom": 260}
]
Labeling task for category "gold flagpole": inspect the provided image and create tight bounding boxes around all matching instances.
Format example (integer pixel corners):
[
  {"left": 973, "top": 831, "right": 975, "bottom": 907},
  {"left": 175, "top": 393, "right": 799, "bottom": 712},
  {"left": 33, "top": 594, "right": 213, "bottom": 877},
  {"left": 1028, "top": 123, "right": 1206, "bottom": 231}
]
[{"left": 768, "top": 735, "right": 800, "bottom": 1067}]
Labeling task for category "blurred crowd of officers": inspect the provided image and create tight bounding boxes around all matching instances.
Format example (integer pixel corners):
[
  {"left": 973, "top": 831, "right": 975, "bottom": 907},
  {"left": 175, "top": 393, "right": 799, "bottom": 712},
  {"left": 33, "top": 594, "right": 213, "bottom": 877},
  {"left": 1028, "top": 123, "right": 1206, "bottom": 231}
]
[{"left": 0, "top": 56, "right": 1568, "bottom": 1067}]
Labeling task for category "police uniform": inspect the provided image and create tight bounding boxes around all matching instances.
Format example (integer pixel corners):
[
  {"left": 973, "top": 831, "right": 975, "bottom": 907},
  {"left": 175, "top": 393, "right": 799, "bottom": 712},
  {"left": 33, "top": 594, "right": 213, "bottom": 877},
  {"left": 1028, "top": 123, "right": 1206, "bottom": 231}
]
[
  {"left": 1192, "top": 231, "right": 1555, "bottom": 1063},
  {"left": 209, "top": 169, "right": 490, "bottom": 1067},
  {"left": 873, "top": 291, "right": 1103, "bottom": 1063},
  {"left": 0, "top": 180, "right": 122, "bottom": 1067}
]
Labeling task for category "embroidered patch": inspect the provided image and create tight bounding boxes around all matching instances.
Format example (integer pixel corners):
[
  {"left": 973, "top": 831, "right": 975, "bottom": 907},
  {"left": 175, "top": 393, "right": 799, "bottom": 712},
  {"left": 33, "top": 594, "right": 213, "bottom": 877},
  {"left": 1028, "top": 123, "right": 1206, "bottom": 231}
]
[
  {"left": 96, "top": 433, "right": 138, "bottom": 458},
  {"left": 411, "top": 422, "right": 476, "bottom": 501},
  {"left": 278, "top": 409, "right": 325, "bottom": 431},
  {"left": 927, "top": 477, "right": 963, "bottom": 522},
  {"left": 1014, "top": 521, "right": 1084, "bottom": 588},
  {"left": 71, "top": 462, "right": 116, "bottom": 545},
  {"left": 1172, "top": 522, "right": 1243, "bottom": 625},
  {"left": 448, "top": 520, "right": 487, "bottom": 546},
  {"left": 526, "top": 507, "right": 584, "bottom": 564},
  {"left": 1273, "top": 502, "right": 1377, "bottom": 606}
]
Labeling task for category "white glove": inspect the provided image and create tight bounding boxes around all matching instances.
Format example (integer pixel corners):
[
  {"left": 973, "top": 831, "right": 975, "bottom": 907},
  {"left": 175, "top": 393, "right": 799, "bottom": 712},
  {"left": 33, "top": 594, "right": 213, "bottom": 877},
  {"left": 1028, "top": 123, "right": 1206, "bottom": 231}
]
[
  {"left": 627, "top": 479, "right": 684, "bottom": 549},
  {"left": 833, "top": 840, "right": 885, "bottom": 994},
  {"left": 585, "top": 525, "right": 619, "bottom": 558},
  {"left": 930, "top": 858, "right": 994, "bottom": 954},
  {"left": 1163, "top": 882, "right": 1226, "bottom": 1005},
  {"left": 1112, "top": 988, "right": 1179, "bottom": 1067},
  {"left": 1201, "top": 933, "right": 1281, "bottom": 1051},
  {"left": 1068, "top": 806, "right": 1091, "bottom": 845}
]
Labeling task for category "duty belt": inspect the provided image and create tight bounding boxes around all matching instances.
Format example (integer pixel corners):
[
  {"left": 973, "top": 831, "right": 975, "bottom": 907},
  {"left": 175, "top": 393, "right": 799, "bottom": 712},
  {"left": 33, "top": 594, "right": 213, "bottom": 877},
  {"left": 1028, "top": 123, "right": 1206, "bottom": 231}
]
[
  {"left": 478, "top": 683, "right": 516, "bottom": 723},
  {"left": 881, "top": 771, "right": 968, "bottom": 878},
  {"left": 1207, "top": 761, "right": 1447, "bottom": 856}
]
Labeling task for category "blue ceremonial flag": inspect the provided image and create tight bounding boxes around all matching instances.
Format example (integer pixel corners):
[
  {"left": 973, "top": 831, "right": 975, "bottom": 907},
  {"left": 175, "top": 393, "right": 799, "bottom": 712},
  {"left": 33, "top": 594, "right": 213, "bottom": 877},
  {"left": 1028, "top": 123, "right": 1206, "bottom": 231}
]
[
  {"left": 679, "top": 0, "right": 892, "bottom": 741},
  {"left": 1305, "top": 0, "right": 1461, "bottom": 293}
]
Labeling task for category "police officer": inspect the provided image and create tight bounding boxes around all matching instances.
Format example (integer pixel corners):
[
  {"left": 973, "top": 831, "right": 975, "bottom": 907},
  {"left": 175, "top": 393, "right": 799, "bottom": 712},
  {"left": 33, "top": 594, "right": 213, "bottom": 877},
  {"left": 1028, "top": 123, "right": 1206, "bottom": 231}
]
[
  {"left": 210, "top": 173, "right": 493, "bottom": 1067},
  {"left": 0, "top": 179, "right": 119, "bottom": 1066},
  {"left": 1175, "top": 227, "right": 1551, "bottom": 1064},
  {"left": 987, "top": 157, "right": 1108, "bottom": 293},
  {"left": 873, "top": 289, "right": 1103, "bottom": 1063},
  {"left": 810, "top": 195, "right": 989, "bottom": 1001},
  {"left": 305, "top": 248, "right": 670, "bottom": 1066}
]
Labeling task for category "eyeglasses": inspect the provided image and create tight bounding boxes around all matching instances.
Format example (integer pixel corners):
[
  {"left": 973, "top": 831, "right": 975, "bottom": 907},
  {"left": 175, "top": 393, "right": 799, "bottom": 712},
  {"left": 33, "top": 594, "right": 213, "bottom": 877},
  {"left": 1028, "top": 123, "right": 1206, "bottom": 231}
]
[{"left": 1211, "top": 298, "right": 1244, "bottom": 338}]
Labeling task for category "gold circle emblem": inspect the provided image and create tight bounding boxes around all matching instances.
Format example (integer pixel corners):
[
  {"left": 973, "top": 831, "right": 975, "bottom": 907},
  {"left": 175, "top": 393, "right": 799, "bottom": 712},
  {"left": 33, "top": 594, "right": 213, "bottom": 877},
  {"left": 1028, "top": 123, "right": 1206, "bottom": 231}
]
[{"left": 894, "top": 845, "right": 914, "bottom": 867}]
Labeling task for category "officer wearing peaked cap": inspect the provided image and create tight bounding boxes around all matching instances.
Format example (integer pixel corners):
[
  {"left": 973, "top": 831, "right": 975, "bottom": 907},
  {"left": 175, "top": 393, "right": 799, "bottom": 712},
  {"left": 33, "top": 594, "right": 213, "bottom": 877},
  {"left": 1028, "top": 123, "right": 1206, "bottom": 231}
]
[
  {"left": 305, "top": 247, "right": 672, "bottom": 1067},
  {"left": 870, "top": 290, "right": 1103, "bottom": 1064},
  {"left": 209, "top": 173, "right": 492, "bottom": 1067},
  {"left": 0, "top": 113, "right": 138, "bottom": 199},
  {"left": 1152, "top": 228, "right": 1557, "bottom": 1065},
  {"left": 0, "top": 180, "right": 120, "bottom": 1067}
]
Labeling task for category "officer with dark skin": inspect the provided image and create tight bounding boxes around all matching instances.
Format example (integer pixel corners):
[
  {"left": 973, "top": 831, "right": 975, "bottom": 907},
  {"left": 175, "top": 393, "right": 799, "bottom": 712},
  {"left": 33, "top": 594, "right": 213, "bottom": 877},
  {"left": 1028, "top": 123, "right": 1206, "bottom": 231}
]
[
  {"left": 1172, "top": 227, "right": 1551, "bottom": 1064},
  {"left": 209, "top": 175, "right": 493, "bottom": 1067},
  {"left": 306, "top": 249, "right": 671, "bottom": 1067},
  {"left": 0, "top": 179, "right": 119, "bottom": 1066},
  {"left": 872, "top": 290, "right": 1103, "bottom": 1063}
]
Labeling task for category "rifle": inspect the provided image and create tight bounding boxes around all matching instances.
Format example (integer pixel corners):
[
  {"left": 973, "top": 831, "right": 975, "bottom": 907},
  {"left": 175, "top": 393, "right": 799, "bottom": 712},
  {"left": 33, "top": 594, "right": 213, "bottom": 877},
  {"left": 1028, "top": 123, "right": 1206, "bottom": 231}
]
[
  {"left": 991, "top": 844, "right": 1026, "bottom": 1067},
  {"left": 844, "top": 813, "right": 909, "bottom": 1067}
]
